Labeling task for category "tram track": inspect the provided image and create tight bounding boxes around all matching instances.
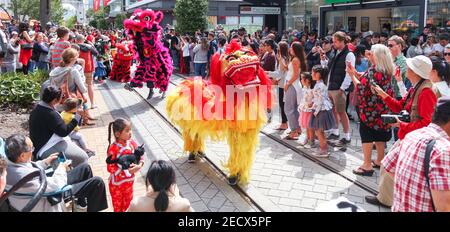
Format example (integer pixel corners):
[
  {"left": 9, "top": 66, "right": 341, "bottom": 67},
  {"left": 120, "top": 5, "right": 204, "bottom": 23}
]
[
  {"left": 168, "top": 74, "right": 379, "bottom": 196},
  {"left": 126, "top": 73, "right": 379, "bottom": 211},
  {"left": 126, "top": 78, "right": 266, "bottom": 212}
]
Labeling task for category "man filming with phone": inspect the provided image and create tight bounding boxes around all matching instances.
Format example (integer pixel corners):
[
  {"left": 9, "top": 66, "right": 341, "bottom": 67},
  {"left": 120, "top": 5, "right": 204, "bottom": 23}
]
[{"left": 4, "top": 134, "right": 108, "bottom": 212}]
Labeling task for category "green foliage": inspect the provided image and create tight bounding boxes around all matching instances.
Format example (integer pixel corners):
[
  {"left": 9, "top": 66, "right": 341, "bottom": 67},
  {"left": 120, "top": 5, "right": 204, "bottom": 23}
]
[
  {"left": 0, "top": 71, "right": 48, "bottom": 107},
  {"left": 66, "top": 15, "right": 78, "bottom": 29},
  {"left": 174, "top": 0, "right": 208, "bottom": 35},
  {"left": 114, "top": 14, "right": 127, "bottom": 29},
  {"left": 88, "top": 7, "right": 110, "bottom": 30},
  {"left": 9, "top": 0, "right": 39, "bottom": 21},
  {"left": 50, "top": 0, "right": 65, "bottom": 25}
]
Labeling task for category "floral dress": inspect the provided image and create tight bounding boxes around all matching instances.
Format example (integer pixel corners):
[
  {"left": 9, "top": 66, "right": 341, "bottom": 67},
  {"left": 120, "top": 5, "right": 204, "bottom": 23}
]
[{"left": 357, "top": 66, "right": 393, "bottom": 131}]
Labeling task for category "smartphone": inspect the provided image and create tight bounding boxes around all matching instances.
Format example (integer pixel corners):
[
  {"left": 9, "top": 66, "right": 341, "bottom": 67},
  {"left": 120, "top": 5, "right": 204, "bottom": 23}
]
[
  {"left": 57, "top": 152, "right": 67, "bottom": 163},
  {"left": 381, "top": 115, "right": 398, "bottom": 124}
]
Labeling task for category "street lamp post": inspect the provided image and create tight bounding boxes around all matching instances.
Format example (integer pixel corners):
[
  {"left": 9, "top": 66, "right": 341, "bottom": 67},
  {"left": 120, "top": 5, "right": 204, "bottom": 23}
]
[{"left": 39, "top": 0, "right": 50, "bottom": 26}]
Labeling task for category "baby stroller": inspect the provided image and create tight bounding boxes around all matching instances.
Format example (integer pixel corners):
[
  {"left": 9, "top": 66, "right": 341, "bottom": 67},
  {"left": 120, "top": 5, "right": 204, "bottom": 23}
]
[{"left": 0, "top": 137, "right": 75, "bottom": 212}]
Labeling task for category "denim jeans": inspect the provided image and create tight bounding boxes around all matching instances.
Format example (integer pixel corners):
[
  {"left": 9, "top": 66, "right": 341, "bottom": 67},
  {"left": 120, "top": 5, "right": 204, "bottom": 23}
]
[
  {"left": 36, "top": 61, "right": 49, "bottom": 71},
  {"left": 194, "top": 63, "right": 207, "bottom": 79}
]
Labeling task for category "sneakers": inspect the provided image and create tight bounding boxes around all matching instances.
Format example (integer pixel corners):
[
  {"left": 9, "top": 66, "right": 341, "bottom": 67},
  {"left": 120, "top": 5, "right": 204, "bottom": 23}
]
[
  {"left": 267, "top": 110, "right": 273, "bottom": 123},
  {"left": 227, "top": 175, "right": 239, "bottom": 186},
  {"left": 188, "top": 153, "right": 196, "bottom": 163},
  {"left": 304, "top": 141, "right": 317, "bottom": 149},
  {"left": 86, "top": 150, "right": 96, "bottom": 157},
  {"left": 312, "top": 148, "right": 330, "bottom": 158},
  {"left": 334, "top": 138, "right": 351, "bottom": 147},
  {"left": 74, "top": 203, "right": 87, "bottom": 212},
  {"left": 327, "top": 133, "right": 340, "bottom": 140}
]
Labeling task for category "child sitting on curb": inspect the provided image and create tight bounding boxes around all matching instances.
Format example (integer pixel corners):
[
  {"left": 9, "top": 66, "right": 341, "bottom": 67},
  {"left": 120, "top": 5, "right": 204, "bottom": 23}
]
[{"left": 61, "top": 98, "right": 96, "bottom": 157}]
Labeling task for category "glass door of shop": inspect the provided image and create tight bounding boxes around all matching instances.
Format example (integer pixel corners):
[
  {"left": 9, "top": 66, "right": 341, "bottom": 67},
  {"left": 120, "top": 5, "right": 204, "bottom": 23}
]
[{"left": 319, "top": 0, "right": 426, "bottom": 37}]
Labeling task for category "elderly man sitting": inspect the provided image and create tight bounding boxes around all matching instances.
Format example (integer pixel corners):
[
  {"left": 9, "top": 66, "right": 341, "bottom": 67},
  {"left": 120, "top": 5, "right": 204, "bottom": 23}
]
[{"left": 5, "top": 134, "right": 108, "bottom": 212}]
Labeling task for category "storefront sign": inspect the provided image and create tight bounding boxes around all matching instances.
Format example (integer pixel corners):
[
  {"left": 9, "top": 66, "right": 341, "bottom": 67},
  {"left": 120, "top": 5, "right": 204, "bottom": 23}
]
[{"left": 240, "top": 6, "right": 281, "bottom": 15}]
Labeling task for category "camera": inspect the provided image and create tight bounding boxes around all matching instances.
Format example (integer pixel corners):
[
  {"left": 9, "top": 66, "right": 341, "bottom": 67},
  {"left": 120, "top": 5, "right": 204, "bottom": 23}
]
[{"left": 381, "top": 110, "right": 411, "bottom": 124}]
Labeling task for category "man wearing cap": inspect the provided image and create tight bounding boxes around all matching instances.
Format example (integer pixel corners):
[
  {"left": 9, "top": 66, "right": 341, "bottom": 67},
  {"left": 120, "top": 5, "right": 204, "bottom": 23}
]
[
  {"left": 380, "top": 96, "right": 450, "bottom": 212},
  {"left": 305, "top": 32, "right": 320, "bottom": 71},
  {"left": 368, "top": 55, "right": 438, "bottom": 208},
  {"left": 76, "top": 34, "right": 99, "bottom": 110},
  {"left": 361, "top": 31, "right": 373, "bottom": 51}
]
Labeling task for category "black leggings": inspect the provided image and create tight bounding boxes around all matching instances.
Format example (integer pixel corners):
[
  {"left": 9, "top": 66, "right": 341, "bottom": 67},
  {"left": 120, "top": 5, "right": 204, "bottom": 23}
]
[
  {"left": 22, "top": 64, "right": 28, "bottom": 75},
  {"left": 278, "top": 88, "right": 288, "bottom": 123}
]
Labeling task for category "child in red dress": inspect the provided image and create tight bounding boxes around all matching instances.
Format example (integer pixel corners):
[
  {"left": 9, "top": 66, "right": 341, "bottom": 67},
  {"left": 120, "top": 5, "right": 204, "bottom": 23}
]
[{"left": 106, "top": 118, "right": 144, "bottom": 212}]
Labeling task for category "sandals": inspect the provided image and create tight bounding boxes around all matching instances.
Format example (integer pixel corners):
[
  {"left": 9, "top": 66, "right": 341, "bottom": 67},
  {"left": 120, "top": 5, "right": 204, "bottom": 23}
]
[
  {"left": 82, "top": 120, "right": 96, "bottom": 126},
  {"left": 353, "top": 167, "right": 374, "bottom": 176},
  {"left": 275, "top": 126, "right": 288, "bottom": 131},
  {"left": 284, "top": 132, "right": 299, "bottom": 140},
  {"left": 372, "top": 160, "right": 381, "bottom": 169}
]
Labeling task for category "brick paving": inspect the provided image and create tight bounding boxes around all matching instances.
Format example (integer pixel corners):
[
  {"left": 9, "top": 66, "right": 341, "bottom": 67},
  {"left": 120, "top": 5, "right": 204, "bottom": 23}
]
[
  {"left": 128, "top": 75, "right": 390, "bottom": 212},
  {"left": 98, "top": 81, "right": 258, "bottom": 212}
]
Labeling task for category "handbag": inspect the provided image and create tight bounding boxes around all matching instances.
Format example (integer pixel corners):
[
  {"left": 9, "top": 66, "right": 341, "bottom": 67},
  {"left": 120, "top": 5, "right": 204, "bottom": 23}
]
[
  {"left": 53, "top": 69, "right": 87, "bottom": 105},
  {"left": 20, "top": 41, "right": 33, "bottom": 50}
]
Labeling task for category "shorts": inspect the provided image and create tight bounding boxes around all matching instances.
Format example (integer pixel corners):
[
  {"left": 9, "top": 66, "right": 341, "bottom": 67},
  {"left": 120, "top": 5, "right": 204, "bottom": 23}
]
[
  {"left": 85, "top": 72, "right": 94, "bottom": 85},
  {"left": 359, "top": 122, "right": 392, "bottom": 143},
  {"left": 328, "top": 90, "right": 347, "bottom": 113}
]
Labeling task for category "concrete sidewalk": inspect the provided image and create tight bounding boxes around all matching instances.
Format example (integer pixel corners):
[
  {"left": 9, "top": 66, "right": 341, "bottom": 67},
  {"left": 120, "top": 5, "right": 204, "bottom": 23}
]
[{"left": 88, "top": 81, "right": 259, "bottom": 212}]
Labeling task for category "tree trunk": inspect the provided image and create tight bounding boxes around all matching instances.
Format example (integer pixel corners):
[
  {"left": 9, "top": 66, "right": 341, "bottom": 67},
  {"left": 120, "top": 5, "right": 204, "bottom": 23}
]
[{"left": 39, "top": 0, "right": 50, "bottom": 26}]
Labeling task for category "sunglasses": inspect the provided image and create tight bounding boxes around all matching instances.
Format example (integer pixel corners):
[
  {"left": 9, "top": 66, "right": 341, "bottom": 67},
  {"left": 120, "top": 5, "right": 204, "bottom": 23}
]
[
  {"left": 444, "top": 52, "right": 450, "bottom": 56},
  {"left": 387, "top": 44, "right": 395, "bottom": 48}
]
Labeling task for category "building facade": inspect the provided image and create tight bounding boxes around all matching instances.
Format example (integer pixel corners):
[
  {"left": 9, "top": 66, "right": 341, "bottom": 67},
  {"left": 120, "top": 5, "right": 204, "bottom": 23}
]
[
  {"left": 125, "top": 0, "right": 285, "bottom": 34},
  {"left": 62, "top": 0, "right": 88, "bottom": 24},
  {"left": 285, "top": 0, "right": 449, "bottom": 36}
]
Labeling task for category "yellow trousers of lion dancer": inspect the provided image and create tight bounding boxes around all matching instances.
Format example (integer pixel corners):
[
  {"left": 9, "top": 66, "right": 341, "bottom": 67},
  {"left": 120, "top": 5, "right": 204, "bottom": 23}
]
[
  {"left": 182, "top": 130, "right": 205, "bottom": 154},
  {"left": 225, "top": 129, "right": 259, "bottom": 184}
]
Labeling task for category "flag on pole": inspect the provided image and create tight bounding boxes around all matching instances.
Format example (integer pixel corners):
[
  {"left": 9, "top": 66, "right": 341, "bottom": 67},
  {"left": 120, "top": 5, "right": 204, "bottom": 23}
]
[
  {"left": 103, "top": 0, "right": 110, "bottom": 6},
  {"left": 94, "top": 0, "right": 101, "bottom": 12}
]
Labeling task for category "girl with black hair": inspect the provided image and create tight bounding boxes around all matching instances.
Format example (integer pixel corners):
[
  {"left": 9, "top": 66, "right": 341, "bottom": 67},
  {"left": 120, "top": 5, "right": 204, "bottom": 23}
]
[
  {"left": 127, "top": 160, "right": 193, "bottom": 212},
  {"left": 430, "top": 56, "right": 450, "bottom": 97},
  {"left": 106, "top": 118, "right": 144, "bottom": 212},
  {"left": 309, "top": 65, "right": 336, "bottom": 157},
  {"left": 298, "top": 72, "right": 316, "bottom": 148},
  {"left": 18, "top": 22, "right": 34, "bottom": 74}
]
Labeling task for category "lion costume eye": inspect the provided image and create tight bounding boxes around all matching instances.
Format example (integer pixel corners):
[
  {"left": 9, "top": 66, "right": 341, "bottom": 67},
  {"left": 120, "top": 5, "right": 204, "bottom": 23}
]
[{"left": 144, "top": 16, "right": 151, "bottom": 21}]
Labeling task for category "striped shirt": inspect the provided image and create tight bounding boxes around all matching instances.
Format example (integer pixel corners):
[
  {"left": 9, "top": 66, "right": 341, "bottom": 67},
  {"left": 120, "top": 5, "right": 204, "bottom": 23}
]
[{"left": 50, "top": 39, "right": 70, "bottom": 69}]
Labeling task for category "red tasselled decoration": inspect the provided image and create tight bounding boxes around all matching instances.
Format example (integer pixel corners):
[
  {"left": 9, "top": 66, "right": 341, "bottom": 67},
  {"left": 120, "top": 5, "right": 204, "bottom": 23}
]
[{"left": 225, "top": 39, "right": 242, "bottom": 55}]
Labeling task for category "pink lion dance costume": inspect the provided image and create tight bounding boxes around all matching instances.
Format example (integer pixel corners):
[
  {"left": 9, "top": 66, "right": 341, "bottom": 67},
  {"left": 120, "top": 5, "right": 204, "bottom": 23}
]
[
  {"left": 109, "top": 42, "right": 133, "bottom": 83},
  {"left": 124, "top": 9, "right": 173, "bottom": 99}
]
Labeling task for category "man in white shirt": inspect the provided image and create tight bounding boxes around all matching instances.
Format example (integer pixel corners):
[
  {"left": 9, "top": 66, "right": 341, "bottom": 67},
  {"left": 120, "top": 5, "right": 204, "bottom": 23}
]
[{"left": 432, "top": 33, "right": 449, "bottom": 58}]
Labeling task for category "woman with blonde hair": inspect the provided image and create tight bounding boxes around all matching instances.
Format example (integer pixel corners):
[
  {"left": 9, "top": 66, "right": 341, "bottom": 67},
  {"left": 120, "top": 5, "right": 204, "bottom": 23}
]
[
  {"left": 346, "top": 44, "right": 395, "bottom": 176},
  {"left": 45, "top": 48, "right": 94, "bottom": 125}
]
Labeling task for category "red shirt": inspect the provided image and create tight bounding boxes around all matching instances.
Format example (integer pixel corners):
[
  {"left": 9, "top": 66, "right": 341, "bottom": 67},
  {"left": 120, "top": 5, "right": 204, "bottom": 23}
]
[
  {"left": 384, "top": 87, "right": 437, "bottom": 140},
  {"left": 107, "top": 140, "right": 140, "bottom": 185},
  {"left": 382, "top": 123, "right": 450, "bottom": 212}
]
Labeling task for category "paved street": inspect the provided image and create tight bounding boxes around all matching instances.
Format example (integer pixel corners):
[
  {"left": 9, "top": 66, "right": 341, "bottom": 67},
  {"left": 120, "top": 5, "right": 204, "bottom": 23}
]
[{"left": 84, "top": 75, "right": 392, "bottom": 212}]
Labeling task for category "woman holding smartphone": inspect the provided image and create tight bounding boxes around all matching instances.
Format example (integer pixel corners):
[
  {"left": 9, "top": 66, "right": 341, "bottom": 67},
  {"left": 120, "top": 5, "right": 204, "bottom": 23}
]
[{"left": 346, "top": 44, "right": 395, "bottom": 176}]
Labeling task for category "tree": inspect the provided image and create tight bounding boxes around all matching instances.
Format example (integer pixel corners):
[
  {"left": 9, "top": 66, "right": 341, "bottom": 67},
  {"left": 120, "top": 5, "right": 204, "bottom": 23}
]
[
  {"left": 50, "top": 0, "right": 64, "bottom": 25},
  {"left": 114, "top": 14, "right": 127, "bottom": 29},
  {"left": 66, "top": 15, "right": 77, "bottom": 29},
  {"left": 174, "top": 0, "right": 208, "bottom": 35},
  {"left": 9, "top": 0, "right": 39, "bottom": 21}
]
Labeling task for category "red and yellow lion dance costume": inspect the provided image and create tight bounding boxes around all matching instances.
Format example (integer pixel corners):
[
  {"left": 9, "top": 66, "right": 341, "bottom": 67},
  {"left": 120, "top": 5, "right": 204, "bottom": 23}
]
[{"left": 166, "top": 41, "right": 272, "bottom": 185}]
